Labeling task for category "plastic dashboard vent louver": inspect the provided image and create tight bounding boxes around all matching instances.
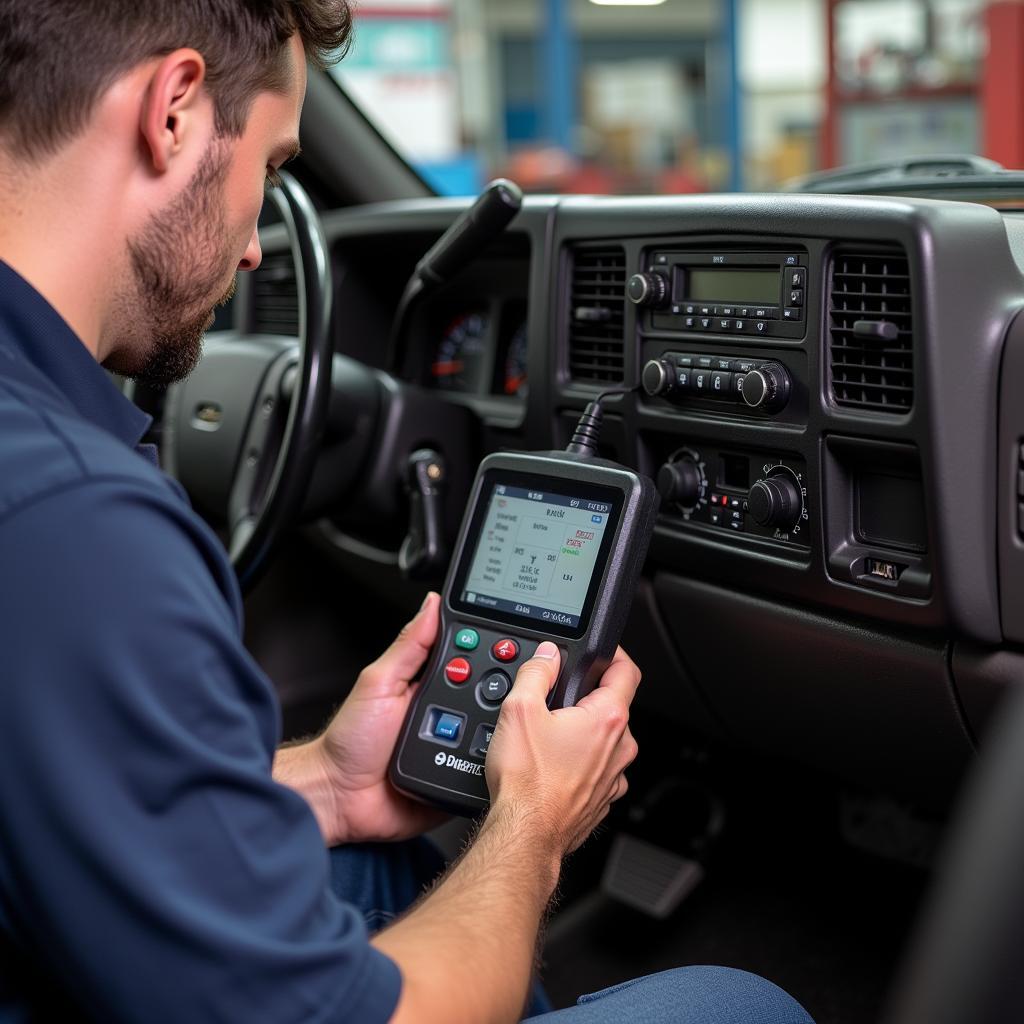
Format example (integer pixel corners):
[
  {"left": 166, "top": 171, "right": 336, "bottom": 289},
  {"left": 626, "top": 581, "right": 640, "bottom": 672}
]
[
  {"left": 567, "top": 245, "right": 626, "bottom": 384},
  {"left": 252, "top": 251, "right": 300, "bottom": 336},
  {"left": 829, "top": 250, "right": 914, "bottom": 413}
]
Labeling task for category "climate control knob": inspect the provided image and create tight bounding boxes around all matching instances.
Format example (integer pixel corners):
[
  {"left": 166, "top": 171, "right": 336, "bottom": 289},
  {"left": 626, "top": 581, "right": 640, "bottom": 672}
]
[
  {"left": 642, "top": 358, "right": 677, "bottom": 397},
  {"left": 748, "top": 474, "right": 802, "bottom": 531},
  {"left": 657, "top": 458, "right": 702, "bottom": 509},
  {"left": 627, "top": 272, "right": 670, "bottom": 309},
  {"left": 740, "top": 361, "right": 791, "bottom": 413}
]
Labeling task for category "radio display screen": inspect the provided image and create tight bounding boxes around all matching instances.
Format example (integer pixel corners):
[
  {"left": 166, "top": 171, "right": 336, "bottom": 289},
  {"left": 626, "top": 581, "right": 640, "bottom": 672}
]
[
  {"left": 451, "top": 471, "right": 624, "bottom": 638},
  {"left": 687, "top": 268, "right": 779, "bottom": 304}
]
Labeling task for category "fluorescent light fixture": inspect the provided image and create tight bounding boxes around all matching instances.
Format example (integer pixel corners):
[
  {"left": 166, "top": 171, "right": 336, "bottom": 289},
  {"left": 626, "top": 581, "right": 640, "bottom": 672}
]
[{"left": 589, "top": 0, "right": 667, "bottom": 5}]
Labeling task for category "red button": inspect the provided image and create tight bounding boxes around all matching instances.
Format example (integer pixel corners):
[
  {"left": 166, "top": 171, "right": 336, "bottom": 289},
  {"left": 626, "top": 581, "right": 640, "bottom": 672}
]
[
  {"left": 445, "top": 657, "right": 472, "bottom": 684},
  {"left": 491, "top": 639, "right": 519, "bottom": 662}
]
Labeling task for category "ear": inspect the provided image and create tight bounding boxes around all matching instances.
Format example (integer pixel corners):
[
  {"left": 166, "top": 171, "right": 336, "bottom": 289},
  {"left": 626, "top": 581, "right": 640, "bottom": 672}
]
[{"left": 139, "top": 49, "right": 209, "bottom": 175}]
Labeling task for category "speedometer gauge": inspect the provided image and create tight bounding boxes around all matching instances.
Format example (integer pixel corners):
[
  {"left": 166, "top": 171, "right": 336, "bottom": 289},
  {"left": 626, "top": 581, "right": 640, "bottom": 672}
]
[
  {"left": 503, "top": 322, "right": 528, "bottom": 396},
  {"left": 430, "top": 311, "right": 489, "bottom": 392}
]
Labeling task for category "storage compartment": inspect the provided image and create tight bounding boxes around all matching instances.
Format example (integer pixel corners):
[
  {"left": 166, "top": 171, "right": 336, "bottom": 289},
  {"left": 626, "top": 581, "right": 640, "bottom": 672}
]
[
  {"left": 654, "top": 574, "right": 973, "bottom": 808},
  {"left": 823, "top": 437, "right": 932, "bottom": 599}
]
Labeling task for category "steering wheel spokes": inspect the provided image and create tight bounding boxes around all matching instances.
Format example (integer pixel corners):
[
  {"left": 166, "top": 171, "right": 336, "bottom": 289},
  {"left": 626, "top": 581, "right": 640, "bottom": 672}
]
[{"left": 226, "top": 347, "right": 300, "bottom": 568}]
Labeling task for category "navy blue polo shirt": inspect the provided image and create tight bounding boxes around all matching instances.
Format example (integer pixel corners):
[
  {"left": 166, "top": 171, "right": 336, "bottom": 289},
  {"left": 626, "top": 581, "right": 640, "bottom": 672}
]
[{"left": 0, "top": 261, "right": 401, "bottom": 1022}]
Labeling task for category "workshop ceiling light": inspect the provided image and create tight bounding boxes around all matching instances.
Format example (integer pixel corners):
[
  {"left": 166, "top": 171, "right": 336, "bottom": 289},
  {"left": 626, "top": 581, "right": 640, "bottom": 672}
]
[{"left": 588, "top": 0, "right": 668, "bottom": 6}]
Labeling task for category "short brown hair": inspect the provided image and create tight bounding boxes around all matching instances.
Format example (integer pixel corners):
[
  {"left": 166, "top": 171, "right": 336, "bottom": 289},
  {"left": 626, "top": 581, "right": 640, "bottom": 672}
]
[{"left": 0, "top": 0, "right": 354, "bottom": 160}]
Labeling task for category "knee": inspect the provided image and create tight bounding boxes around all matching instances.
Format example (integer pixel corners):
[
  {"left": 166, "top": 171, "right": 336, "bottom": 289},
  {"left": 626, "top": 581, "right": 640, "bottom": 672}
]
[{"left": 579, "top": 965, "right": 815, "bottom": 1024}]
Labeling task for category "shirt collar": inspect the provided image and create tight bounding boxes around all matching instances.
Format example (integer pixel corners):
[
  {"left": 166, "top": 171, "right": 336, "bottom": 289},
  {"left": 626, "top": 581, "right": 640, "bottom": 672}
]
[{"left": 0, "top": 260, "right": 152, "bottom": 449}]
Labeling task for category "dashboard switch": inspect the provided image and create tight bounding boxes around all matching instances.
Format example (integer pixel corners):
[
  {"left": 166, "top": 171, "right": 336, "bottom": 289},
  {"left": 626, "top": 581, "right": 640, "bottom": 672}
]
[
  {"left": 627, "top": 272, "right": 669, "bottom": 308},
  {"left": 740, "top": 362, "right": 792, "bottom": 413},
  {"left": 748, "top": 474, "right": 802, "bottom": 531},
  {"left": 710, "top": 371, "right": 733, "bottom": 395},
  {"left": 657, "top": 458, "right": 702, "bottom": 508},
  {"left": 642, "top": 358, "right": 676, "bottom": 397}
]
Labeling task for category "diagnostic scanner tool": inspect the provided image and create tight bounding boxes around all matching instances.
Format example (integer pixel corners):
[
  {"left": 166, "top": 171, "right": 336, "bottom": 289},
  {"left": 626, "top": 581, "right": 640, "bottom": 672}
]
[{"left": 390, "top": 403, "right": 658, "bottom": 816}]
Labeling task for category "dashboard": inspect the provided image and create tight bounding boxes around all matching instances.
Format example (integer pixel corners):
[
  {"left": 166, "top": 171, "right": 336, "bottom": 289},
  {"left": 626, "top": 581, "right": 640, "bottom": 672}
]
[{"left": 239, "top": 192, "right": 1024, "bottom": 812}]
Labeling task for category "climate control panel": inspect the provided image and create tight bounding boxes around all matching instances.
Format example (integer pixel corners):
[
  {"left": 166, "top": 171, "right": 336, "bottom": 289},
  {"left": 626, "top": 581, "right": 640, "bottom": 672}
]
[
  {"left": 656, "top": 445, "right": 809, "bottom": 546},
  {"left": 643, "top": 350, "right": 793, "bottom": 414}
]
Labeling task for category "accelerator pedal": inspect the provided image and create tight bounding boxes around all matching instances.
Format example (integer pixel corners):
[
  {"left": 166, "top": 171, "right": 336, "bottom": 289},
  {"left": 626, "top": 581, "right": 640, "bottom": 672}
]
[{"left": 600, "top": 833, "right": 705, "bottom": 919}]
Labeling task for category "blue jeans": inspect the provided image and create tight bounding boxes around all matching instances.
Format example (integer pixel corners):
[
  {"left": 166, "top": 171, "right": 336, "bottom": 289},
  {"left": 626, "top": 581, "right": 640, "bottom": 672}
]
[{"left": 328, "top": 841, "right": 815, "bottom": 1024}]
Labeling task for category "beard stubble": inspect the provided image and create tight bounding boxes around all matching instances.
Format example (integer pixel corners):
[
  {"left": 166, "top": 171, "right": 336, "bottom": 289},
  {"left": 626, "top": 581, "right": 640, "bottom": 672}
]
[{"left": 113, "top": 142, "right": 239, "bottom": 388}]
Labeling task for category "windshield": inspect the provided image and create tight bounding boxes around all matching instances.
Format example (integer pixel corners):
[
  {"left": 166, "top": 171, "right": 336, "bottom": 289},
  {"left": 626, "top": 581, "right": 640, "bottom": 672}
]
[{"left": 329, "top": 0, "right": 985, "bottom": 197}]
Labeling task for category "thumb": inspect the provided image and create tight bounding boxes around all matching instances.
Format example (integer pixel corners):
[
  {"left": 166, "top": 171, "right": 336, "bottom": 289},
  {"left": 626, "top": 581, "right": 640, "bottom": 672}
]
[
  {"left": 508, "top": 641, "right": 562, "bottom": 707},
  {"left": 362, "top": 592, "right": 441, "bottom": 692}
]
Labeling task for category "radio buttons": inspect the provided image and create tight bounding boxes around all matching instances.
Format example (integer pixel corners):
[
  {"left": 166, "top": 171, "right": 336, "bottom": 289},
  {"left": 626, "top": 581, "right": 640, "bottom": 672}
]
[
  {"left": 710, "top": 371, "right": 732, "bottom": 394},
  {"left": 644, "top": 352, "right": 793, "bottom": 414}
]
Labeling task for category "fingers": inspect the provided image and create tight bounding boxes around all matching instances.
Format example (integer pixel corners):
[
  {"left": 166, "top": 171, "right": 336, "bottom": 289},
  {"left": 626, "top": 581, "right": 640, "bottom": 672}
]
[
  {"left": 506, "top": 641, "right": 562, "bottom": 708},
  {"left": 577, "top": 647, "right": 642, "bottom": 711},
  {"left": 362, "top": 592, "right": 440, "bottom": 693},
  {"left": 614, "top": 727, "right": 639, "bottom": 774}
]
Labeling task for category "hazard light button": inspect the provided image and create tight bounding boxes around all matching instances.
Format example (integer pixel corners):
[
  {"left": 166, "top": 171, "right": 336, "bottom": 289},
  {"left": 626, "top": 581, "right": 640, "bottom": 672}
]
[
  {"left": 491, "top": 638, "right": 519, "bottom": 662},
  {"left": 444, "top": 657, "right": 472, "bottom": 684}
]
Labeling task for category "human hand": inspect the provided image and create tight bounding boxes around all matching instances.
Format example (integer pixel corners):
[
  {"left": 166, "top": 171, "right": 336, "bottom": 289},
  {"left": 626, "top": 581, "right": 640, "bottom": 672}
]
[
  {"left": 484, "top": 644, "right": 641, "bottom": 857},
  {"left": 311, "top": 592, "right": 447, "bottom": 844}
]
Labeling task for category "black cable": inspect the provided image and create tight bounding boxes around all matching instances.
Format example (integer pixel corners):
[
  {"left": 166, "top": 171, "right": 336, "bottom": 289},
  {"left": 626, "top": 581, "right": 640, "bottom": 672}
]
[
  {"left": 596, "top": 385, "right": 639, "bottom": 404},
  {"left": 565, "top": 383, "right": 641, "bottom": 457}
]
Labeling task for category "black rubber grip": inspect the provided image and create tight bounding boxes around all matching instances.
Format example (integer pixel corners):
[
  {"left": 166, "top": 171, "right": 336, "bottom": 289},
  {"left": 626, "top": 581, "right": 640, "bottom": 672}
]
[{"left": 415, "top": 178, "right": 523, "bottom": 285}]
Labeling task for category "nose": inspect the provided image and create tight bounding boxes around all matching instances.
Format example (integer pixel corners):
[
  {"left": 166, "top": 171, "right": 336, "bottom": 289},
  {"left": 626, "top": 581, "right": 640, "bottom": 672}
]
[{"left": 238, "top": 226, "right": 262, "bottom": 272}]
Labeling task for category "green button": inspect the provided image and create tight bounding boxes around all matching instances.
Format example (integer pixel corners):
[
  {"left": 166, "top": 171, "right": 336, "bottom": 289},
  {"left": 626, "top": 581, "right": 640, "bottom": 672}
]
[{"left": 454, "top": 628, "right": 479, "bottom": 650}]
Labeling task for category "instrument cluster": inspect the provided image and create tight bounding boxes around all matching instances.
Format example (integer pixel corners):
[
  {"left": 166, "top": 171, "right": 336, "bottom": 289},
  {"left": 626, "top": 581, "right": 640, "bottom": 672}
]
[{"left": 423, "top": 302, "right": 528, "bottom": 398}]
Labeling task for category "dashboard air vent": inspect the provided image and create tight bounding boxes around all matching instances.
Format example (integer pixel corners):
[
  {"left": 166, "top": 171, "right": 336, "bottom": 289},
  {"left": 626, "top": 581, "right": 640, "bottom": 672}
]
[
  {"left": 567, "top": 245, "right": 626, "bottom": 384},
  {"left": 829, "top": 250, "right": 913, "bottom": 413},
  {"left": 252, "top": 251, "right": 299, "bottom": 335}
]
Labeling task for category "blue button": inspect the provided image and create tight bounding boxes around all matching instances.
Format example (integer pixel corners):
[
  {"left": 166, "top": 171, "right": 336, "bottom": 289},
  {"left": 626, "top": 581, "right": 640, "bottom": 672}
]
[{"left": 434, "top": 713, "right": 461, "bottom": 741}]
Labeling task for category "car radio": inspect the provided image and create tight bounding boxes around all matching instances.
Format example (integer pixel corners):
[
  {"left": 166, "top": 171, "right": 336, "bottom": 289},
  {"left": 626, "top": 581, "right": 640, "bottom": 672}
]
[{"left": 628, "top": 251, "right": 807, "bottom": 340}]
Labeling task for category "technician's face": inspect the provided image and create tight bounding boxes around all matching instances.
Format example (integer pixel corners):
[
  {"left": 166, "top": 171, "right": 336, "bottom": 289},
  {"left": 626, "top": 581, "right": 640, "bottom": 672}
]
[{"left": 114, "top": 35, "right": 307, "bottom": 388}]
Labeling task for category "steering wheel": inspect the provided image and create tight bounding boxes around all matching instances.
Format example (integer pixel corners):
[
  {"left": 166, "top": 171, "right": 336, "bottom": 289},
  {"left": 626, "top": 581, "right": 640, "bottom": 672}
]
[{"left": 162, "top": 170, "right": 334, "bottom": 590}]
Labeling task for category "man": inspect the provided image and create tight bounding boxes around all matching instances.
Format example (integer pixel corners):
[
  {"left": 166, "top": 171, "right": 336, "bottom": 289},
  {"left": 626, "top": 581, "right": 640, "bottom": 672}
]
[{"left": 0, "top": 2, "right": 815, "bottom": 1021}]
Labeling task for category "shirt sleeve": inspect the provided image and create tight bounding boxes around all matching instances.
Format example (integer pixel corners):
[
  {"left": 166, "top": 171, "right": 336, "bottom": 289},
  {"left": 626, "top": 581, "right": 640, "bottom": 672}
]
[{"left": 0, "top": 476, "right": 401, "bottom": 1023}]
